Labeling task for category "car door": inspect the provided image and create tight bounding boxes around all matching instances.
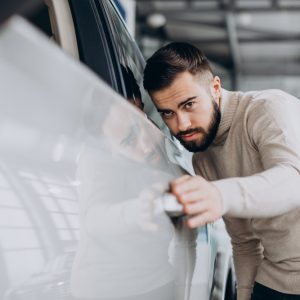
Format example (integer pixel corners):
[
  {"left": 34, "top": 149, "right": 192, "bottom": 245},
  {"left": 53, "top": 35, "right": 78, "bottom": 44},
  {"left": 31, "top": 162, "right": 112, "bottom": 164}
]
[
  {"left": 0, "top": 12, "right": 201, "bottom": 300},
  {"left": 3, "top": 1, "right": 227, "bottom": 299}
]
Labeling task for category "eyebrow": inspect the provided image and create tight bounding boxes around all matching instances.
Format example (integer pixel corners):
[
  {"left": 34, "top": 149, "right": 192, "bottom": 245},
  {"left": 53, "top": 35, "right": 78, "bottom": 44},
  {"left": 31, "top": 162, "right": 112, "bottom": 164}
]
[{"left": 157, "top": 96, "right": 197, "bottom": 113}]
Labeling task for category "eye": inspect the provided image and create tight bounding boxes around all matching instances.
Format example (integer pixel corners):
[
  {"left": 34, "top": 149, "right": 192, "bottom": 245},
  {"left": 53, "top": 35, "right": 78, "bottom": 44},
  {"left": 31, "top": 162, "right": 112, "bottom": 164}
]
[
  {"left": 161, "top": 111, "right": 174, "bottom": 119},
  {"left": 184, "top": 101, "right": 195, "bottom": 109}
]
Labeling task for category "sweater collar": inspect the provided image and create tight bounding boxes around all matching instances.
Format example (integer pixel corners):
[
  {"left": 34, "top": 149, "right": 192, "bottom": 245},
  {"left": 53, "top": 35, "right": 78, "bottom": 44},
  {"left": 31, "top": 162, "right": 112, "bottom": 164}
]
[{"left": 212, "top": 88, "right": 240, "bottom": 145}]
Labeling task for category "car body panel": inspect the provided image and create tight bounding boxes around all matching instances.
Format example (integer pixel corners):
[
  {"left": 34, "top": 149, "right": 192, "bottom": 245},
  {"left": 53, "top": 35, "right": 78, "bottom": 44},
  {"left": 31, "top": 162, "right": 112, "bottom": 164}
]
[{"left": 0, "top": 17, "right": 199, "bottom": 300}]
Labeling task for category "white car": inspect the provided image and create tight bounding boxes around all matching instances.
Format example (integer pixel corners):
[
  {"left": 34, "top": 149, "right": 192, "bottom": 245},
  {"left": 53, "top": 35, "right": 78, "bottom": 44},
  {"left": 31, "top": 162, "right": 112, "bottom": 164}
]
[{"left": 0, "top": 1, "right": 235, "bottom": 299}]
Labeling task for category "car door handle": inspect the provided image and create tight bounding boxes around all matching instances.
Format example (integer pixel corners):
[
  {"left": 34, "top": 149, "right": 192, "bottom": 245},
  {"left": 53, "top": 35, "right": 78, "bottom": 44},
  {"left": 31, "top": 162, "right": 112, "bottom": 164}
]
[{"left": 162, "top": 192, "right": 184, "bottom": 217}]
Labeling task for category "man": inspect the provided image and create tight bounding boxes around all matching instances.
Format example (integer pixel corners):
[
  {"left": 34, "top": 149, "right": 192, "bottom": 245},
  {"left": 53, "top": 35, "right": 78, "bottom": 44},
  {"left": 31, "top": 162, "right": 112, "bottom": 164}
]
[{"left": 143, "top": 42, "right": 300, "bottom": 300}]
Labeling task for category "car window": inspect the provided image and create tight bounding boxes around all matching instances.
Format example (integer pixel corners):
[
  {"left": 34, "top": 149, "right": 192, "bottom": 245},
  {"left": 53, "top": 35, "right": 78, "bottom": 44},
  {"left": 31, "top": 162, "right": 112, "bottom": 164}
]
[{"left": 101, "top": 0, "right": 169, "bottom": 133}]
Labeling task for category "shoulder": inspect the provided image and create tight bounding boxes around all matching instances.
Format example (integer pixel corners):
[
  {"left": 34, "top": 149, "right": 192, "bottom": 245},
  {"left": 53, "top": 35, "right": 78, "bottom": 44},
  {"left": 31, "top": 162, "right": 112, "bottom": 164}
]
[
  {"left": 242, "top": 89, "right": 299, "bottom": 110},
  {"left": 239, "top": 89, "right": 300, "bottom": 124},
  {"left": 239, "top": 90, "right": 300, "bottom": 147}
]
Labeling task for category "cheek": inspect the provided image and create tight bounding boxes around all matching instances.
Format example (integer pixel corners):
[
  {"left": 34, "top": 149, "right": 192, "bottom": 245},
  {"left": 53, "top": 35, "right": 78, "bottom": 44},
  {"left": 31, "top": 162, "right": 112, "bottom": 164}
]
[{"left": 193, "top": 106, "right": 213, "bottom": 128}]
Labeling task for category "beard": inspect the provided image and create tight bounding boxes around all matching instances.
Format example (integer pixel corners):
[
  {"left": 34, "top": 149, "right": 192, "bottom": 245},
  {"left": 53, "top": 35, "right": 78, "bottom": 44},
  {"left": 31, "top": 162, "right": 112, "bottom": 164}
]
[{"left": 175, "top": 100, "right": 221, "bottom": 152}]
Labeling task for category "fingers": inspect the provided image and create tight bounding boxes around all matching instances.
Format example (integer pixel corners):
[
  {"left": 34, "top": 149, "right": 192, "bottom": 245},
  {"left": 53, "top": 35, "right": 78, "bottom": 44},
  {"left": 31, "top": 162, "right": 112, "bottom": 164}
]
[
  {"left": 184, "top": 200, "right": 207, "bottom": 215},
  {"left": 170, "top": 175, "right": 191, "bottom": 190},
  {"left": 178, "top": 189, "right": 204, "bottom": 204},
  {"left": 170, "top": 175, "right": 204, "bottom": 195},
  {"left": 187, "top": 212, "right": 212, "bottom": 228},
  {"left": 168, "top": 175, "right": 223, "bottom": 228}
]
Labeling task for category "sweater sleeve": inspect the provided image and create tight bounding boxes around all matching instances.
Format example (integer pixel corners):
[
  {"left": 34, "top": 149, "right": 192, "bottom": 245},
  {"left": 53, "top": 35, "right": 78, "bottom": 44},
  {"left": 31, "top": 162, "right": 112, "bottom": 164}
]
[
  {"left": 223, "top": 217, "right": 263, "bottom": 300},
  {"left": 214, "top": 96, "right": 300, "bottom": 218}
]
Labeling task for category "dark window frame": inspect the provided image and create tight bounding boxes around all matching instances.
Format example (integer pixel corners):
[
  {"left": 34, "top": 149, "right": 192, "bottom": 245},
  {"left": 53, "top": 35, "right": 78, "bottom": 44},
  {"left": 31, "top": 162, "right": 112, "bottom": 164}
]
[{"left": 68, "top": 0, "right": 123, "bottom": 94}]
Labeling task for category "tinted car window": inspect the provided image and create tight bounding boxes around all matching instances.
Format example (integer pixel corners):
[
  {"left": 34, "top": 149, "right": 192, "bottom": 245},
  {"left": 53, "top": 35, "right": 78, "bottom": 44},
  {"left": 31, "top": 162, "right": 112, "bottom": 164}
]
[
  {"left": 101, "top": 0, "right": 168, "bottom": 131},
  {"left": 69, "top": 0, "right": 123, "bottom": 93}
]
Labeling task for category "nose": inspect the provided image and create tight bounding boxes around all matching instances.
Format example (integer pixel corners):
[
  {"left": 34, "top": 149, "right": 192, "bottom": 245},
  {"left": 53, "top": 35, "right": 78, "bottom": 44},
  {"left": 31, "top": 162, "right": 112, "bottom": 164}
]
[{"left": 177, "top": 113, "right": 191, "bottom": 132}]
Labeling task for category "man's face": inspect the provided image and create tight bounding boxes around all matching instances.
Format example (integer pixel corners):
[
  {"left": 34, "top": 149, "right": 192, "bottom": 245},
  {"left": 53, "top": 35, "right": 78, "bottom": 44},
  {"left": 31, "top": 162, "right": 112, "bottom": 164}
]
[{"left": 151, "top": 72, "right": 221, "bottom": 152}]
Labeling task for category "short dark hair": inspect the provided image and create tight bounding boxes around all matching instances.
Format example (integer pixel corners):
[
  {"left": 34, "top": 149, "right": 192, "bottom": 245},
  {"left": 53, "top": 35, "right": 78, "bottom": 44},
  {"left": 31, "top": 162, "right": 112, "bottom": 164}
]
[{"left": 143, "top": 42, "right": 213, "bottom": 93}]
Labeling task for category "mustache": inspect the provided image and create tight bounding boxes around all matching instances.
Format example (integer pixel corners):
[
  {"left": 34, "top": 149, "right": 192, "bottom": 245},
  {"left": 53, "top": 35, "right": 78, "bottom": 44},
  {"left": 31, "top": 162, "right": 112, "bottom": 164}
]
[{"left": 176, "top": 127, "right": 206, "bottom": 138}]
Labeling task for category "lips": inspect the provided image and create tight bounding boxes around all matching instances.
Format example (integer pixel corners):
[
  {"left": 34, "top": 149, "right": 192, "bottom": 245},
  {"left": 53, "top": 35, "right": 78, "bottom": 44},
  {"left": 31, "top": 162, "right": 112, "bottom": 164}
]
[
  {"left": 177, "top": 128, "right": 205, "bottom": 142},
  {"left": 181, "top": 132, "right": 198, "bottom": 141}
]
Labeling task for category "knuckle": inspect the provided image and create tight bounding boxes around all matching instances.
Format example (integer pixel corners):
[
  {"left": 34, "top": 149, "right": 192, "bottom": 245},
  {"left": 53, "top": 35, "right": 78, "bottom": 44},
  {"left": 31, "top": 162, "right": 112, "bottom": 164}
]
[{"left": 172, "top": 185, "right": 180, "bottom": 195}]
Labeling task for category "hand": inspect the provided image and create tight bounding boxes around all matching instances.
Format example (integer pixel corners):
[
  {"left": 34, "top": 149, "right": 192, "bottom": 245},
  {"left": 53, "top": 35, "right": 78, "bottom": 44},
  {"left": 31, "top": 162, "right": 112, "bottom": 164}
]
[{"left": 170, "top": 175, "right": 223, "bottom": 228}]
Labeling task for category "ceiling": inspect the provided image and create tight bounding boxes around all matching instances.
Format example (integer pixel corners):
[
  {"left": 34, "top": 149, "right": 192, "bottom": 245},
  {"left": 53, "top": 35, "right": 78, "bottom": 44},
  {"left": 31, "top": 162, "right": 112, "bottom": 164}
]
[{"left": 136, "top": 0, "right": 300, "bottom": 88}]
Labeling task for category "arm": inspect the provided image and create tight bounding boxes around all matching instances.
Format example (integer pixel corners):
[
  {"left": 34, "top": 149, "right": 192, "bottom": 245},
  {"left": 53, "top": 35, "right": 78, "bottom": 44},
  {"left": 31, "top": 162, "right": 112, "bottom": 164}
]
[
  {"left": 214, "top": 165, "right": 300, "bottom": 218},
  {"left": 215, "top": 97, "right": 300, "bottom": 218}
]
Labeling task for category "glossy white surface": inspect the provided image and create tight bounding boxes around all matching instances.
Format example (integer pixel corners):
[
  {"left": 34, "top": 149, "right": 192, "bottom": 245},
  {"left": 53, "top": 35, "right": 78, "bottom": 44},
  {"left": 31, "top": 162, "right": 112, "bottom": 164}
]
[{"left": 0, "top": 17, "right": 200, "bottom": 300}]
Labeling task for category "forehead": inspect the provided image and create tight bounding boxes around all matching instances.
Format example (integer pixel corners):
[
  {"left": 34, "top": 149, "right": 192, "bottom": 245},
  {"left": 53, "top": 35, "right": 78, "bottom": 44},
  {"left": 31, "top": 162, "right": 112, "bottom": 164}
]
[{"left": 151, "top": 72, "right": 208, "bottom": 108}]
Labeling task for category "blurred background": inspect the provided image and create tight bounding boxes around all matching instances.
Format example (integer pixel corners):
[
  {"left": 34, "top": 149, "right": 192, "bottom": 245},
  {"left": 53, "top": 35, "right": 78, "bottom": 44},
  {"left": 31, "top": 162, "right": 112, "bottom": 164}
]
[{"left": 118, "top": 0, "right": 300, "bottom": 96}]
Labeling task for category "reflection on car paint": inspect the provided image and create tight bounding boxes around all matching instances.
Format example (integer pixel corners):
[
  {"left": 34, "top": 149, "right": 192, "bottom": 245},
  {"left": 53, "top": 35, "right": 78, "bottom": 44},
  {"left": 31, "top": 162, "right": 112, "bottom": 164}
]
[{"left": 0, "top": 17, "right": 198, "bottom": 300}]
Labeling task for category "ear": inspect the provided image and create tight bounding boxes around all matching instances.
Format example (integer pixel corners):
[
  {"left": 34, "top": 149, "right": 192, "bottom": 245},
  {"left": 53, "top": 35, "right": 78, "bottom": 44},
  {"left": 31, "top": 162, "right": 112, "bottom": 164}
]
[{"left": 211, "top": 76, "right": 221, "bottom": 106}]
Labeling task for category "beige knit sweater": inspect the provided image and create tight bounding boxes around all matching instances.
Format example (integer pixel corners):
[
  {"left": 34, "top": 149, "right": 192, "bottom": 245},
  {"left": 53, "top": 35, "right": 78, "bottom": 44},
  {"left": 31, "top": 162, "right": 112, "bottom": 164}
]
[{"left": 192, "top": 89, "right": 300, "bottom": 300}]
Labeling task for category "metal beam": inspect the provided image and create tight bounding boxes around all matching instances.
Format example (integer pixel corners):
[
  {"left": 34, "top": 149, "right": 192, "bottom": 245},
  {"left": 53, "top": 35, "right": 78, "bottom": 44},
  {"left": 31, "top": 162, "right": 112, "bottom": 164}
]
[
  {"left": 236, "top": 25, "right": 298, "bottom": 38},
  {"left": 143, "top": 17, "right": 300, "bottom": 41},
  {"left": 240, "top": 34, "right": 300, "bottom": 42},
  {"left": 168, "top": 34, "right": 300, "bottom": 43},
  {"left": 136, "top": 5, "right": 300, "bottom": 13},
  {"left": 241, "top": 61, "right": 300, "bottom": 75},
  {"left": 225, "top": 10, "right": 241, "bottom": 89},
  {"left": 158, "top": 19, "right": 300, "bottom": 41},
  {"left": 271, "top": 0, "right": 279, "bottom": 8},
  {"left": 164, "top": 17, "right": 225, "bottom": 28}
]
